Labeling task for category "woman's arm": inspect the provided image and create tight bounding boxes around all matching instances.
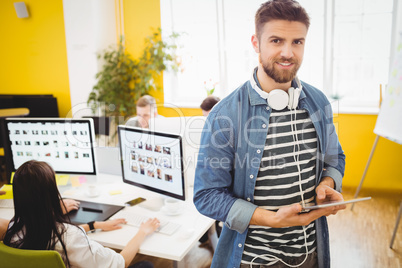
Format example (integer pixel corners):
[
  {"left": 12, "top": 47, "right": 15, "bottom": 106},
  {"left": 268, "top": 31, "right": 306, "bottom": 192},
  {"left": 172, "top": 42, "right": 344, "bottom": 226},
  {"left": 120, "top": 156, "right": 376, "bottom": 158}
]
[
  {"left": 119, "top": 218, "right": 160, "bottom": 268},
  {"left": 80, "top": 218, "right": 127, "bottom": 232}
]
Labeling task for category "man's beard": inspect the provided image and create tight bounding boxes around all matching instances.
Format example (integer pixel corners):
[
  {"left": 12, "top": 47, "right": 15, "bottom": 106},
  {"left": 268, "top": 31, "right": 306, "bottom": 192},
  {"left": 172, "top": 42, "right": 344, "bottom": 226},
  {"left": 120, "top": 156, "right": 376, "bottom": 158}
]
[{"left": 259, "top": 55, "right": 300, "bottom": 84}]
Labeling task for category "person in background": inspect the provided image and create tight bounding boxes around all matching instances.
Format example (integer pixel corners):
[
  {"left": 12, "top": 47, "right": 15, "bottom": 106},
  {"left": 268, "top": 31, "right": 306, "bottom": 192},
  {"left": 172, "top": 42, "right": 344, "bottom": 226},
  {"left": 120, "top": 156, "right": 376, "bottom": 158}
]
[
  {"left": 3, "top": 160, "right": 159, "bottom": 268},
  {"left": 126, "top": 95, "right": 160, "bottom": 129},
  {"left": 200, "top": 95, "right": 221, "bottom": 117},
  {"left": 193, "top": 0, "right": 346, "bottom": 267}
]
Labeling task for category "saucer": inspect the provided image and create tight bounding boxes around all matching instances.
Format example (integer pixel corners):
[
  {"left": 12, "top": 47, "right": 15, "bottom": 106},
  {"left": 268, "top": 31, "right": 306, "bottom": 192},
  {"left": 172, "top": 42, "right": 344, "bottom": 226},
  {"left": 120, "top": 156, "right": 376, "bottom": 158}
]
[{"left": 160, "top": 205, "right": 182, "bottom": 216}]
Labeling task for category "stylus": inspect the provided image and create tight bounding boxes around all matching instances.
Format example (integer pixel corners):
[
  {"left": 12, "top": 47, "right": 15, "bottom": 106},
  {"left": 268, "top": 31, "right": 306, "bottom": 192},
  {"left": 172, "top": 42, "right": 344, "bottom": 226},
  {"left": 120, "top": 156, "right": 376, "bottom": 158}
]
[{"left": 82, "top": 207, "right": 103, "bottom": 213}]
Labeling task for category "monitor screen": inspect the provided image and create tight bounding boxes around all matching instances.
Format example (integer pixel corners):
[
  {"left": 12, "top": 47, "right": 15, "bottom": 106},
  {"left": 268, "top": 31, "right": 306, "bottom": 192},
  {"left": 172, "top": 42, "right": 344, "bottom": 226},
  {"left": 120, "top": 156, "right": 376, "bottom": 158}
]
[
  {"left": 118, "top": 125, "right": 186, "bottom": 201},
  {"left": 4, "top": 118, "right": 97, "bottom": 175}
]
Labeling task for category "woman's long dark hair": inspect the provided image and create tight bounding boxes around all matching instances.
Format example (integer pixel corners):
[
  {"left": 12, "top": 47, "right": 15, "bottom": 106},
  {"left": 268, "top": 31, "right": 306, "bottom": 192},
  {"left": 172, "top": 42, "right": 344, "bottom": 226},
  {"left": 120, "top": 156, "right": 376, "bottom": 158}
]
[{"left": 3, "top": 160, "right": 71, "bottom": 267}]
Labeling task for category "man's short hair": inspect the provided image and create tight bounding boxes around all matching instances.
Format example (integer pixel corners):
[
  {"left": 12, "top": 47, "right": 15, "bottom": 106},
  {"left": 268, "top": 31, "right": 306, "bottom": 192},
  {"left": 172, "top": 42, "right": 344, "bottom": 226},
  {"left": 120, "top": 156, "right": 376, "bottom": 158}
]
[
  {"left": 136, "top": 95, "right": 156, "bottom": 111},
  {"left": 255, "top": 0, "right": 310, "bottom": 40},
  {"left": 200, "top": 96, "right": 221, "bottom": 112}
]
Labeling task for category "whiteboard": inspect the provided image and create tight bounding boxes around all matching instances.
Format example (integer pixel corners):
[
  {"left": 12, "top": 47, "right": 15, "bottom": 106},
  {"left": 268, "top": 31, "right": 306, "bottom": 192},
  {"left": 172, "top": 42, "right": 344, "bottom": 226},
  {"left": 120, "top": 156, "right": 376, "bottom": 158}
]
[{"left": 374, "top": 32, "right": 402, "bottom": 145}]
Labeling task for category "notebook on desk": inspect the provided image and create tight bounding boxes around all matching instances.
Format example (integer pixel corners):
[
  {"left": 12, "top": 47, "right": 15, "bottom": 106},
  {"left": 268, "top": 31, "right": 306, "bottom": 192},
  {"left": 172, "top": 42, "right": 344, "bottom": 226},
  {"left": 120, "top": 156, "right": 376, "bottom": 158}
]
[{"left": 67, "top": 199, "right": 124, "bottom": 225}]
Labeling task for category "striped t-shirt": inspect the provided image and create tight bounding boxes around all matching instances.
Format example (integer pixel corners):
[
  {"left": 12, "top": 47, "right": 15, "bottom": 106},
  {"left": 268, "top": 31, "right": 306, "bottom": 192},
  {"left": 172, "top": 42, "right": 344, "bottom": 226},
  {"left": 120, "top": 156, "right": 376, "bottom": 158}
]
[{"left": 241, "top": 109, "right": 318, "bottom": 266}]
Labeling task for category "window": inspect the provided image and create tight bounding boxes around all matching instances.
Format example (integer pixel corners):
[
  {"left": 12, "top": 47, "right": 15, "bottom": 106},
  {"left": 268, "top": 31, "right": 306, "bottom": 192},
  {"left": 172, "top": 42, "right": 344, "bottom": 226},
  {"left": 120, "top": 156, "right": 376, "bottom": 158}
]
[
  {"left": 332, "top": 0, "right": 393, "bottom": 108},
  {"left": 161, "top": 0, "right": 394, "bottom": 112}
]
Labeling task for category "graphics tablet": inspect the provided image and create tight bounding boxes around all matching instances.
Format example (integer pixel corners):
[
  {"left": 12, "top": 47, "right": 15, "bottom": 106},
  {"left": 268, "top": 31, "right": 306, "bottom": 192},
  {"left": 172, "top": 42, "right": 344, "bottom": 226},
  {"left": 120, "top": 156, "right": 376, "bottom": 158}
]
[
  {"left": 67, "top": 199, "right": 125, "bottom": 225},
  {"left": 302, "top": 197, "right": 371, "bottom": 211}
]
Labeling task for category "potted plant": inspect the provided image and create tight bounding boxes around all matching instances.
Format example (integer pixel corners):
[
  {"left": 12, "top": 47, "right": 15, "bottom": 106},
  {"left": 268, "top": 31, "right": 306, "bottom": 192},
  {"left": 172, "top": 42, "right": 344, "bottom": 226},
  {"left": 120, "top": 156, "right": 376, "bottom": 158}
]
[{"left": 87, "top": 28, "right": 181, "bottom": 121}]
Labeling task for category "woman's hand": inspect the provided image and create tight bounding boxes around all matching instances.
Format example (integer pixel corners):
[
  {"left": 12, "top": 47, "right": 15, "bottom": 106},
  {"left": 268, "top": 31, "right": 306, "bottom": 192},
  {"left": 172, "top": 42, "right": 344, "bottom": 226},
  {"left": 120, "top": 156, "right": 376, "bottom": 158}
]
[
  {"left": 61, "top": 199, "right": 80, "bottom": 214},
  {"left": 138, "top": 218, "right": 160, "bottom": 236}
]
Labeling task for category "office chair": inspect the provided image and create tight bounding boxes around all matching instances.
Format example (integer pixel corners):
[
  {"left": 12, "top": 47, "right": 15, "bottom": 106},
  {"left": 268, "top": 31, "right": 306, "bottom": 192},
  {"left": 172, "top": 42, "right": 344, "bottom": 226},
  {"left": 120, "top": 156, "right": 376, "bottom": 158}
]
[{"left": 0, "top": 242, "right": 66, "bottom": 268}]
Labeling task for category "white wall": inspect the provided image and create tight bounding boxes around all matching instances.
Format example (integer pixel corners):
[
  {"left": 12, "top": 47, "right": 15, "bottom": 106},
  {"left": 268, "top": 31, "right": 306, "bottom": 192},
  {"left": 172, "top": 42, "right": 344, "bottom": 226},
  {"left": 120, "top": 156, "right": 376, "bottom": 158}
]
[{"left": 63, "top": 0, "right": 117, "bottom": 118}]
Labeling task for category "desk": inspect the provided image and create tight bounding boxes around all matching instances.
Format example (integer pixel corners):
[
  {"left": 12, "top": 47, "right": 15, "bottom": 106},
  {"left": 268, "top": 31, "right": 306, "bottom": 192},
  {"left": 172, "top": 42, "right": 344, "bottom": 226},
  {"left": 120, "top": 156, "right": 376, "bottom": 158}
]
[{"left": 0, "top": 173, "right": 214, "bottom": 266}]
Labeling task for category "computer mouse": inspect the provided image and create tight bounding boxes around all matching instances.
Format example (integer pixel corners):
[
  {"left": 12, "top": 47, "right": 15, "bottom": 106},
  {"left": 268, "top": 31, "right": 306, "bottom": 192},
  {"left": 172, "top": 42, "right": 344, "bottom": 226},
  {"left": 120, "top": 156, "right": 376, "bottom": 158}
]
[{"left": 180, "top": 228, "right": 195, "bottom": 239}]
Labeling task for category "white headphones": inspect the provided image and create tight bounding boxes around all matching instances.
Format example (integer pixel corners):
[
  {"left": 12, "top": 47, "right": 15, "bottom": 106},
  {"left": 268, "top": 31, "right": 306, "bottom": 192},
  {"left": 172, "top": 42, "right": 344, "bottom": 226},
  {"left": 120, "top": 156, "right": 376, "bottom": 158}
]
[{"left": 250, "top": 72, "right": 302, "bottom": 110}]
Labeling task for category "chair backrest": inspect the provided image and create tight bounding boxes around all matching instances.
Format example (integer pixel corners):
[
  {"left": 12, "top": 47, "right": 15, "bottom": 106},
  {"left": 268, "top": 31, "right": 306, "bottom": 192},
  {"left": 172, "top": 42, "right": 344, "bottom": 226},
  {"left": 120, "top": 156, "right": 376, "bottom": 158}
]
[{"left": 0, "top": 241, "right": 66, "bottom": 268}]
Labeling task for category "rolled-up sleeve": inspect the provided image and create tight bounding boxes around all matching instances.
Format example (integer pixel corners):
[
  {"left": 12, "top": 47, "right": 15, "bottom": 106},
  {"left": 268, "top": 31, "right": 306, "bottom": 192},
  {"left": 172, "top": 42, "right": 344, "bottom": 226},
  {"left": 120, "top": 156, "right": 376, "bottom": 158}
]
[
  {"left": 322, "top": 166, "right": 343, "bottom": 192},
  {"left": 226, "top": 199, "right": 258, "bottom": 233}
]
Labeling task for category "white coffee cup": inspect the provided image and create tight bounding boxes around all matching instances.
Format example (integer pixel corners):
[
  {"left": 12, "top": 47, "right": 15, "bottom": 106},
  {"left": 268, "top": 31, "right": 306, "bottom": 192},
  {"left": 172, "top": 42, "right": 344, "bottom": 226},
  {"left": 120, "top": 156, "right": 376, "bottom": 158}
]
[
  {"left": 163, "top": 198, "right": 181, "bottom": 214},
  {"left": 86, "top": 184, "right": 99, "bottom": 197}
]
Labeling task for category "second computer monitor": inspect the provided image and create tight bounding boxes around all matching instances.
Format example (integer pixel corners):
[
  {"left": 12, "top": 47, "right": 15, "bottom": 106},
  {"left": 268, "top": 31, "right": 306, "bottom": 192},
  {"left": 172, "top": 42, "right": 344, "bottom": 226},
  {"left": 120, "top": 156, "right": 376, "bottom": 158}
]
[
  {"left": 118, "top": 126, "right": 186, "bottom": 201},
  {"left": 4, "top": 118, "right": 97, "bottom": 176}
]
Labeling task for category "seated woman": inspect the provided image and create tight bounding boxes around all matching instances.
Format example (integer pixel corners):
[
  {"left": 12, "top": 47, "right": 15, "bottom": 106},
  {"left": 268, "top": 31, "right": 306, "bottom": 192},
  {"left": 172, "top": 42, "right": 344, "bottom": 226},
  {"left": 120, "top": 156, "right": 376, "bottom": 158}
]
[{"left": 3, "top": 160, "right": 160, "bottom": 268}]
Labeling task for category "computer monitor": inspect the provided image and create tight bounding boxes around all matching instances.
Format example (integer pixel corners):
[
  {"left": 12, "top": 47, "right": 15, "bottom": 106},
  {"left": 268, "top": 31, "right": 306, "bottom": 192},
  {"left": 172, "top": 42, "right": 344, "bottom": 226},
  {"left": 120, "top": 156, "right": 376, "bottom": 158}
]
[
  {"left": 118, "top": 125, "right": 186, "bottom": 203},
  {"left": 3, "top": 118, "right": 97, "bottom": 176}
]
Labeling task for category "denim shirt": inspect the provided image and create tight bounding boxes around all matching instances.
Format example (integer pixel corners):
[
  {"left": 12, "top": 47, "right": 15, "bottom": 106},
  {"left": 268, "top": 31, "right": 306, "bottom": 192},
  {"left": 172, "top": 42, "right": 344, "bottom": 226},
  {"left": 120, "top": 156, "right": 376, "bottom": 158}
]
[{"left": 193, "top": 79, "right": 345, "bottom": 268}]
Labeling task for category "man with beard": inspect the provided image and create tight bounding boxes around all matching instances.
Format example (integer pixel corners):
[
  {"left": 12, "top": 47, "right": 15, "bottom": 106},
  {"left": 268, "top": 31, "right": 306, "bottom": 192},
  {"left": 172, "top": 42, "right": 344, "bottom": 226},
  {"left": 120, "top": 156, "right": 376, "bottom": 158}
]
[{"left": 193, "top": 0, "right": 346, "bottom": 267}]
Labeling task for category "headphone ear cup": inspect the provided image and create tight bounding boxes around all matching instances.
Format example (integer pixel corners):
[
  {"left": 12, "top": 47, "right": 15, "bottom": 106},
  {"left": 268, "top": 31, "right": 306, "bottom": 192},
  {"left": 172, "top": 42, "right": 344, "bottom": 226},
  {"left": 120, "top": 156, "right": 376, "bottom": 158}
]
[{"left": 267, "top": 89, "right": 289, "bottom": 110}]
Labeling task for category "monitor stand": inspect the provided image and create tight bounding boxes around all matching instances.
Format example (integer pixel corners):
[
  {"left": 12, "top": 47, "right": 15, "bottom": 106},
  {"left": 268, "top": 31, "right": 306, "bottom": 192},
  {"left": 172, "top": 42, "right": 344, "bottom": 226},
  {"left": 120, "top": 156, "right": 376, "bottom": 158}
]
[{"left": 139, "top": 196, "right": 164, "bottom": 211}]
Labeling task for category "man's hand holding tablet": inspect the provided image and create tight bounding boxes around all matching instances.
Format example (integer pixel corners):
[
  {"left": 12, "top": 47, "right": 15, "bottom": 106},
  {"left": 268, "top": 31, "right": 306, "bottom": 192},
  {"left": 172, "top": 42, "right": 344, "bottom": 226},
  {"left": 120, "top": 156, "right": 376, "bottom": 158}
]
[{"left": 311, "top": 179, "right": 348, "bottom": 216}]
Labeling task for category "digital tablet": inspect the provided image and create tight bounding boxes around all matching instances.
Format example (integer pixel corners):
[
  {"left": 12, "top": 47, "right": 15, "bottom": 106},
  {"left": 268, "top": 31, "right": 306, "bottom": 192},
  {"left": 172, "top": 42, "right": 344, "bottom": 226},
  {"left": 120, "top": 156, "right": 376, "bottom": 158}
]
[
  {"left": 302, "top": 197, "right": 371, "bottom": 210},
  {"left": 67, "top": 199, "right": 125, "bottom": 225}
]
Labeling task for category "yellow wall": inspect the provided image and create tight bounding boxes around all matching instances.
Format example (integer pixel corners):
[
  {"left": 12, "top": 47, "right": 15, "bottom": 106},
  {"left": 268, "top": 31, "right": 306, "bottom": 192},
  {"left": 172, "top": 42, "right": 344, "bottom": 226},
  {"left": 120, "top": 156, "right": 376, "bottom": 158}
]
[
  {"left": 336, "top": 114, "right": 402, "bottom": 192},
  {"left": 0, "top": 0, "right": 71, "bottom": 117},
  {"left": 122, "top": 0, "right": 163, "bottom": 106}
]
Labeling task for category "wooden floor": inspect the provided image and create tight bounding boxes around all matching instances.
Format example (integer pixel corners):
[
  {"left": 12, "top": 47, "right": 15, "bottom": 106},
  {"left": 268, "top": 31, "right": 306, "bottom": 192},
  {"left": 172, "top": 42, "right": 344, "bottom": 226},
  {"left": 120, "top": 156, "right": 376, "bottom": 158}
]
[
  {"left": 327, "top": 188, "right": 402, "bottom": 268},
  {"left": 132, "top": 188, "right": 402, "bottom": 268}
]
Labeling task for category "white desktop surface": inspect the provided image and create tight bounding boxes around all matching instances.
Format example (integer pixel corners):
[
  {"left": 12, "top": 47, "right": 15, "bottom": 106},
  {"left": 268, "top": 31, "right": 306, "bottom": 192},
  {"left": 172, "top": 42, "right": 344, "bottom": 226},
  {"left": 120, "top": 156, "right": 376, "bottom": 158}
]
[{"left": 0, "top": 173, "right": 214, "bottom": 262}]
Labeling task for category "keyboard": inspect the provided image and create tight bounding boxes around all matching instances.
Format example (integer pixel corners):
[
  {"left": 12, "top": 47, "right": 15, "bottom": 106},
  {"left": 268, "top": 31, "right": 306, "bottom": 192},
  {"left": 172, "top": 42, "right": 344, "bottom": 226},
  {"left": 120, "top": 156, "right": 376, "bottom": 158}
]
[
  {"left": 113, "top": 211, "right": 181, "bottom": 236},
  {"left": 0, "top": 199, "right": 14, "bottom": 208}
]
